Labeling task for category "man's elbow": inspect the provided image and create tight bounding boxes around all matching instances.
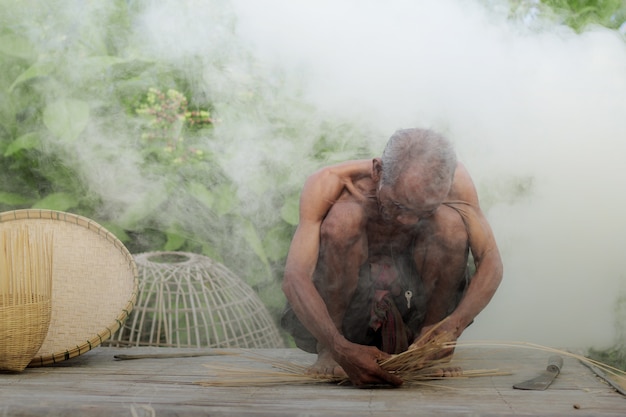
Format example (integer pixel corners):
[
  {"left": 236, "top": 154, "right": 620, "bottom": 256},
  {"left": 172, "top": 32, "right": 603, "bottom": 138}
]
[
  {"left": 281, "top": 270, "right": 298, "bottom": 299},
  {"left": 477, "top": 248, "right": 503, "bottom": 289},
  {"left": 490, "top": 253, "right": 504, "bottom": 290}
]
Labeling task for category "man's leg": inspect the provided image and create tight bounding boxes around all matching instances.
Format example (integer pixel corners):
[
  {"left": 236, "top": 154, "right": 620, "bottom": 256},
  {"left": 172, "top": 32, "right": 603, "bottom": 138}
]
[
  {"left": 412, "top": 205, "right": 470, "bottom": 329},
  {"left": 315, "top": 199, "right": 368, "bottom": 333},
  {"left": 309, "top": 199, "right": 368, "bottom": 374}
]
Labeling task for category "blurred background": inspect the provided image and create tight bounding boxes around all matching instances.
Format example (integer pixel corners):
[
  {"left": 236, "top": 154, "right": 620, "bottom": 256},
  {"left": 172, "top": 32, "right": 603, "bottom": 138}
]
[{"left": 0, "top": 0, "right": 625, "bottom": 358}]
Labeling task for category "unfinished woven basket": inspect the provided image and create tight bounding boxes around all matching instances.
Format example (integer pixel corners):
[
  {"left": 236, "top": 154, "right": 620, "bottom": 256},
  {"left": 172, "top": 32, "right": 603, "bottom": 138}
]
[
  {"left": 0, "top": 209, "right": 138, "bottom": 367},
  {"left": 0, "top": 225, "right": 53, "bottom": 372},
  {"left": 110, "top": 251, "right": 284, "bottom": 348}
]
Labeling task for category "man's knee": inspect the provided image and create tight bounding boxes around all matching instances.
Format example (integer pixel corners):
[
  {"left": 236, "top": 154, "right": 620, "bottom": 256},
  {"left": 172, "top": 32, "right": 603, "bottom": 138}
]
[
  {"left": 429, "top": 206, "right": 468, "bottom": 252},
  {"left": 320, "top": 201, "right": 366, "bottom": 249},
  {"left": 414, "top": 206, "right": 469, "bottom": 274}
]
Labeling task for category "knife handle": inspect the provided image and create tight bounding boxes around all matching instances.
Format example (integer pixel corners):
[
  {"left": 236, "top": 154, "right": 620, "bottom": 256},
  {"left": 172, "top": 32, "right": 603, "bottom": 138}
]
[{"left": 547, "top": 355, "right": 563, "bottom": 373}]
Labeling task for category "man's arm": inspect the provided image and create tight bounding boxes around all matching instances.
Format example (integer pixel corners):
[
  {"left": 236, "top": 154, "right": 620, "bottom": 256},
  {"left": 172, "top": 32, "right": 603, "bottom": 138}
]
[
  {"left": 282, "top": 163, "right": 403, "bottom": 387},
  {"left": 446, "top": 163, "right": 503, "bottom": 336},
  {"left": 416, "top": 162, "right": 503, "bottom": 344},
  {"left": 282, "top": 167, "right": 345, "bottom": 351}
]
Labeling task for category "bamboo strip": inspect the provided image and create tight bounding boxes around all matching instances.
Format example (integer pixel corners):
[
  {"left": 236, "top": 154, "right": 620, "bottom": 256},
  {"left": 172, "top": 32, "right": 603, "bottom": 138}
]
[{"left": 197, "top": 334, "right": 626, "bottom": 388}]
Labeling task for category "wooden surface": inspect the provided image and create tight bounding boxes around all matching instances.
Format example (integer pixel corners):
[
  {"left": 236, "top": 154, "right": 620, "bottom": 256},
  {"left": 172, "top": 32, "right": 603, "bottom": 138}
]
[{"left": 0, "top": 346, "right": 624, "bottom": 416}]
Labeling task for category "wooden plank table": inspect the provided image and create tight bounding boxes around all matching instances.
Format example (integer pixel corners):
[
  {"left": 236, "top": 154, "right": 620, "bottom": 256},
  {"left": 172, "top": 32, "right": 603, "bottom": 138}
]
[{"left": 1, "top": 346, "right": 624, "bottom": 416}]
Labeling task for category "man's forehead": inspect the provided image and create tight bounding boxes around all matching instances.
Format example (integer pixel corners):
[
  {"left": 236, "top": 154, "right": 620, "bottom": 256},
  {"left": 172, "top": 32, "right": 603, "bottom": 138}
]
[
  {"left": 382, "top": 182, "right": 442, "bottom": 211},
  {"left": 394, "top": 168, "right": 452, "bottom": 200}
]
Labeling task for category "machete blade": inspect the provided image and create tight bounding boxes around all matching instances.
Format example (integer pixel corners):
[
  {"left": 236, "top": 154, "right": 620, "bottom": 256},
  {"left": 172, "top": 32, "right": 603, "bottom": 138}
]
[{"left": 513, "top": 355, "right": 563, "bottom": 391}]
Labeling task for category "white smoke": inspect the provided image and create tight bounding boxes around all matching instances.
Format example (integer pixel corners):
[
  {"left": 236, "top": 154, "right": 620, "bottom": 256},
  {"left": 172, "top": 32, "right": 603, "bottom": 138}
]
[
  {"left": 10, "top": 0, "right": 624, "bottom": 349},
  {"left": 229, "top": 0, "right": 626, "bottom": 348}
]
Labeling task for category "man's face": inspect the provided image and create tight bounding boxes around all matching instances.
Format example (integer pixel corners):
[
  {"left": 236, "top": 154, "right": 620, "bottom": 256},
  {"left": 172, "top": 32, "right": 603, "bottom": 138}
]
[{"left": 376, "top": 175, "right": 446, "bottom": 226}]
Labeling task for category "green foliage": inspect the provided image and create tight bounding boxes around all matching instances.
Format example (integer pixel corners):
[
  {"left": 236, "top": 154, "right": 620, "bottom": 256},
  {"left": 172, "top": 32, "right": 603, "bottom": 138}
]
[
  {"left": 0, "top": 0, "right": 358, "bottom": 321},
  {"left": 135, "top": 87, "right": 211, "bottom": 165},
  {"left": 510, "top": 0, "right": 626, "bottom": 32},
  {"left": 540, "top": 0, "right": 626, "bottom": 31},
  {"left": 43, "top": 99, "right": 90, "bottom": 142},
  {"left": 0, "top": 2, "right": 262, "bottom": 293},
  {"left": 587, "top": 345, "right": 626, "bottom": 371},
  {"left": 587, "top": 292, "right": 626, "bottom": 370}
]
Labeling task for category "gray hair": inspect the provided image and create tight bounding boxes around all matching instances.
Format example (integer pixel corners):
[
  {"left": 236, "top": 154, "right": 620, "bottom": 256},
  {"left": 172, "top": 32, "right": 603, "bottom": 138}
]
[{"left": 380, "top": 128, "right": 457, "bottom": 192}]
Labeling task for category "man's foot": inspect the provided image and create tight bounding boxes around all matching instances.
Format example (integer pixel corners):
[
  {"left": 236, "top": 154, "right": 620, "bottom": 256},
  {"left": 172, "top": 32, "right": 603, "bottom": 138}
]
[{"left": 306, "top": 348, "right": 347, "bottom": 379}]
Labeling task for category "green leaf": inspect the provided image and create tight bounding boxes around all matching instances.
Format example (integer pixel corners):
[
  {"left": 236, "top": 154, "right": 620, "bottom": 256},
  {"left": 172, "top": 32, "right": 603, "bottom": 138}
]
[
  {"left": 164, "top": 230, "right": 186, "bottom": 251},
  {"left": 0, "top": 34, "right": 36, "bottom": 60},
  {"left": 43, "top": 99, "right": 90, "bottom": 142},
  {"left": 0, "top": 191, "right": 34, "bottom": 206},
  {"left": 262, "top": 224, "right": 292, "bottom": 262},
  {"left": 240, "top": 216, "right": 272, "bottom": 281},
  {"left": 257, "top": 281, "right": 287, "bottom": 314},
  {"left": 99, "top": 222, "right": 130, "bottom": 243},
  {"left": 188, "top": 181, "right": 215, "bottom": 209},
  {"left": 201, "top": 243, "right": 223, "bottom": 263},
  {"left": 80, "top": 56, "right": 126, "bottom": 75},
  {"left": 4, "top": 132, "right": 40, "bottom": 157},
  {"left": 117, "top": 188, "right": 169, "bottom": 229},
  {"left": 32, "top": 192, "right": 79, "bottom": 211},
  {"left": 212, "top": 184, "right": 237, "bottom": 216},
  {"left": 9, "top": 61, "right": 54, "bottom": 92},
  {"left": 280, "top": 194, "right": 300, "bottom": 226}
]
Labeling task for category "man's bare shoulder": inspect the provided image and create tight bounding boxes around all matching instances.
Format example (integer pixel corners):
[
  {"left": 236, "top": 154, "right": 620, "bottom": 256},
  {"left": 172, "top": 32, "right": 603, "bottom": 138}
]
[
  {"left": 445, "top": 162, "right": 479, "bottom": 206},
  {"left": 301, "top": 159, "right": 374, "bottom": 212},
  {"left": 311, "top": 159, "right": 372, "bottom": 181}
]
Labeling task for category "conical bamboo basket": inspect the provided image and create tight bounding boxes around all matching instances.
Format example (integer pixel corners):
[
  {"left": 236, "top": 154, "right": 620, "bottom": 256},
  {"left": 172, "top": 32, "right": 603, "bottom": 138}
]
[
  {"left": 0, "top": 225, "right": 54, "bottom": 372},
  {"left": 0, "top": 209, "right": 138, "bottom": 367}
]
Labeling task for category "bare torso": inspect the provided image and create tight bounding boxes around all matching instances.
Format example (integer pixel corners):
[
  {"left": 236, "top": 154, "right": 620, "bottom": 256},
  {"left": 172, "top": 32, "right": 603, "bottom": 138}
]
[{"left": 328, "top": 159, "right": 459, "bottom": 263}]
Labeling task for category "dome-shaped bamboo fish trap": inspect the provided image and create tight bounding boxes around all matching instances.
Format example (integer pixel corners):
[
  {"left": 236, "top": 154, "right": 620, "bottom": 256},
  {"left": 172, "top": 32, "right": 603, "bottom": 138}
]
[{"left": 110, "top": 251, "right": 284, "bottom": 348}]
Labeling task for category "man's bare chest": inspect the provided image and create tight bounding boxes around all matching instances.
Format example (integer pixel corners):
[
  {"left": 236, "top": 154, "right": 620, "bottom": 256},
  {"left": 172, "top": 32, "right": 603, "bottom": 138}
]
[{"left": 365, "top": 220, "right": 417, "bottom": 258}]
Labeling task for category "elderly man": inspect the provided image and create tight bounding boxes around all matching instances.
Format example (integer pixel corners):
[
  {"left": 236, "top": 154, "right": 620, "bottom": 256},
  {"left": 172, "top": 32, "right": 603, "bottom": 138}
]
[{"left": 281, "top": 128, "right": 503, "bottom": 387}]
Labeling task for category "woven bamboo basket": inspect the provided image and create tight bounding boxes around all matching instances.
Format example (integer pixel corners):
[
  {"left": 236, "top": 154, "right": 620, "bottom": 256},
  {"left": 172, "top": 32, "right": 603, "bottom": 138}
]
[
  {"left": 0, "top": 225, "right": 54, "bottom": 372},
  {"left": 109, "top": 251, "right": 284, "bottom": 348},
  {"left": 0, "top": 209, "right": 138, "bottom": 367}
]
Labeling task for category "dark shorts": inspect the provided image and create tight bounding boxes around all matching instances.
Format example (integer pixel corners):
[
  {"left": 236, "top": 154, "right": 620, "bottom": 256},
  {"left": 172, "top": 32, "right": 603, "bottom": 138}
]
[{"left": 281, "top": 258, "right": 470, "bottom": 353}]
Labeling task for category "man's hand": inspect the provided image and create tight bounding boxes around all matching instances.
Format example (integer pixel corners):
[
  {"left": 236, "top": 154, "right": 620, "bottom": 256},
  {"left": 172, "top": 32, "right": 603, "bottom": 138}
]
[
  {"left": 408, "top": 318, "right": 460, "bottom": 363},
  {"left": 332, "top": 340, "right": 403, "bottom": 387}
]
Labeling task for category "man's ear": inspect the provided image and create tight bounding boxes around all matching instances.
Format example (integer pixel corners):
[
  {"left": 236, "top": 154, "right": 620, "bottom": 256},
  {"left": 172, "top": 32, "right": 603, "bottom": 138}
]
[{"left": 372, "top": 158, "right": 383, "bottom": 183}]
